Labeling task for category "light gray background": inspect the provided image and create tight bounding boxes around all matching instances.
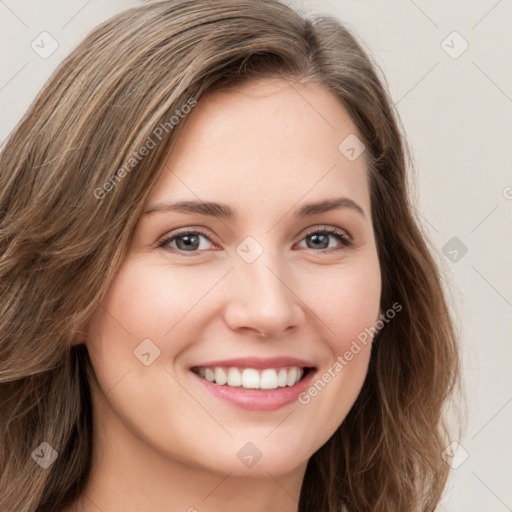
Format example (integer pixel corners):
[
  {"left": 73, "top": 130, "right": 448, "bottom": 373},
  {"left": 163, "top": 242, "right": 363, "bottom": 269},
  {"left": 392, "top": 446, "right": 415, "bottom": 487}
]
[{"left": 1, "top": 1, "right": 511, "bottom": 510}]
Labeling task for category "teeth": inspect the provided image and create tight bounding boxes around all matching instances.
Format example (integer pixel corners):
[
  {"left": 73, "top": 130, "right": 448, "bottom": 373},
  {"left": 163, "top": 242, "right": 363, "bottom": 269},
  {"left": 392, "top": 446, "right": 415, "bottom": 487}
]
[
  {"left": 286, "top": 367, "right": 298, "bottom": 386},
  {"left": 242, "top": 368, "right": 260, "bottom": 388},
  {"left": 277, "top": 368, "right": 288, "bottom": 387},
  {"left": 260, "top": 369, "right": 278, "bottom": 389},
  {"left": 227, "top": 367, "right": 242, "bottom": 387},
  {"left": 214, "top": 367, "right": 227, "bottom": 385},
  {"left": 194, "top": 365, "right": 306, "bottom": 389}
]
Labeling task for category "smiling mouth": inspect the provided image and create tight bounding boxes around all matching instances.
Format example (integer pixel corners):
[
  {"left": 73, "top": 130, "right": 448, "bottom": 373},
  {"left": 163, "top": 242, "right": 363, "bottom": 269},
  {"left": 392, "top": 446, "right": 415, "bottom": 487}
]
[{"left": 190, "top": 365, "right": 315, "bottom": 390}]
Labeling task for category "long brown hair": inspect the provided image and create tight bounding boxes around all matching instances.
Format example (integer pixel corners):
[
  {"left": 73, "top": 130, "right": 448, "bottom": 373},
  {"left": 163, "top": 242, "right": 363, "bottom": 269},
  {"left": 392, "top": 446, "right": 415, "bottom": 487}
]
[{"left": 0, "top": 1, "right": 461, "bottom": 510}]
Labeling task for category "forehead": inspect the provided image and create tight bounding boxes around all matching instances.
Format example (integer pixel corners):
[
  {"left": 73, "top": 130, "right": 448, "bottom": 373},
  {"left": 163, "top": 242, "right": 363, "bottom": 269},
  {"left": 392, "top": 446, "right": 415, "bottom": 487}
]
[{"left": 148, "top": 78, "right": 370, "bottom": 216}]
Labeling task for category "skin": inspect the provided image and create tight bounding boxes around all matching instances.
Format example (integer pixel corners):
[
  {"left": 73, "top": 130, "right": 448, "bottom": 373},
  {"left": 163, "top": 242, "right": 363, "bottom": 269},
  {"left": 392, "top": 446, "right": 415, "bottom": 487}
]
[{"left": 67, "top": 78, "right": 381, "bottom": 512}]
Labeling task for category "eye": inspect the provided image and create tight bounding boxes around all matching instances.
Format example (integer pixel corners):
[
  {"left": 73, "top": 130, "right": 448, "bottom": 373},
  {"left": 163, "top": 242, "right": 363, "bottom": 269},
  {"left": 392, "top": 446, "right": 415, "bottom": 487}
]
[
  {"left": 295, "top": 226, "right": 353, "bottom": 253},
  {"left": 157, "top": 225, "right": 353, "bottom": 256},
  {"left": 158, "top": 228, "right": 217, "bottom": 255}
]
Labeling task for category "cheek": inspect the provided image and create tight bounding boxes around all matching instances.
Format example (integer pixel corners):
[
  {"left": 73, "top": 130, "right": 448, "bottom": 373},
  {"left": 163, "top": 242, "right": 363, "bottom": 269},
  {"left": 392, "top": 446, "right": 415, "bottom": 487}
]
[
  {"left": 84, "top": 259, "right": 208, "bottom": 416},
  {"left": 293, "top": 255, "right": 381, "bottom": 437},
  {"left": 89, "top": 259, "right": 224, "bottom": 358},
  {"left": 84, "top": 260, "right": 229, "bottom": 466},
  {"left": 297, "top": 255, "right": 381, "bottom": 352},
  {"left": 85, "top": 258, "right": 236, "bottom": 424}
]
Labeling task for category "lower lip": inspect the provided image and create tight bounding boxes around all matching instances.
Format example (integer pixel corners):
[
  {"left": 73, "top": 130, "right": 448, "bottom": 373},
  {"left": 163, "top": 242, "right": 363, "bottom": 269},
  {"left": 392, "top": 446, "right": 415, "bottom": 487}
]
[{"left": 190, "top": 369, "right": 317, "bottom": 411}]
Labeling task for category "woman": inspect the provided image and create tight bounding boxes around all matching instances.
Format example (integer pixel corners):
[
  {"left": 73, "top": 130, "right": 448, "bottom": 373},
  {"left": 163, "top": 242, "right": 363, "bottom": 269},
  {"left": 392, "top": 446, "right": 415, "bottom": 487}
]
[{"left": 0, "top": 1, "right": 461, "bottom": 511}]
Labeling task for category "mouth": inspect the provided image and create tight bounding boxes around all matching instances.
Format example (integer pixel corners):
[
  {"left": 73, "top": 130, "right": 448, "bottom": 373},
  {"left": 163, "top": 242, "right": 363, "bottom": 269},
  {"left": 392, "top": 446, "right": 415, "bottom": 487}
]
[
  {"left": 190, "top": 365, "right": 315, "bottom": 390},
  {"left": 189, "top": 357, "right": 318, "bottom": 411}
]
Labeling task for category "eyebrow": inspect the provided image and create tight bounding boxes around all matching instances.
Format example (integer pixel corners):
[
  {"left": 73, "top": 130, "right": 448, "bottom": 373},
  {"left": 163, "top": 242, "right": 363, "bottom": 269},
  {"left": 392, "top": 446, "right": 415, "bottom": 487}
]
[{"left": 144, "top": 197, "right": 366, "bottom": 220}]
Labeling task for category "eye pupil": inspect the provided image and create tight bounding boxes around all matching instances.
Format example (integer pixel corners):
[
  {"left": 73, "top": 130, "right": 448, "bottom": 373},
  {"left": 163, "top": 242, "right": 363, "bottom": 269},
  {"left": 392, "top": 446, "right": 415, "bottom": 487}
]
[
  {"left": 177, "top": 234, "right": 199, "bottom": 251},
  {"left": 308, "top": 233, "right": 329, "bottom": 249}
]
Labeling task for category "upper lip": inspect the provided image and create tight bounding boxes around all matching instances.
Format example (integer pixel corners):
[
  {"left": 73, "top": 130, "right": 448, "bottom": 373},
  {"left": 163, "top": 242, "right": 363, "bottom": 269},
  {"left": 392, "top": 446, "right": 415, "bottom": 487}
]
[{"left": 190, "top": 356, "right": 316, "bottom": 370}]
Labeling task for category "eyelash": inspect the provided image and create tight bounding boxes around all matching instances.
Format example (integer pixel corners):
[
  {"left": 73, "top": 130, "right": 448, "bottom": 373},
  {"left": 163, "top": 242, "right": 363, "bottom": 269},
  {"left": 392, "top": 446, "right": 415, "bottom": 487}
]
[{"left": 157, "top": 225, "right": 353, "bottom": 256}]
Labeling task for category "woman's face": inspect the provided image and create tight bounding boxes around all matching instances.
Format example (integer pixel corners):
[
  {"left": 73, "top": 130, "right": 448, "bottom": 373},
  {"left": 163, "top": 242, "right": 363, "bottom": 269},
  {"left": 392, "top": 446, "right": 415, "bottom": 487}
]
[{"left": 85, "top": 78, "right": 381, "bottom": 478}]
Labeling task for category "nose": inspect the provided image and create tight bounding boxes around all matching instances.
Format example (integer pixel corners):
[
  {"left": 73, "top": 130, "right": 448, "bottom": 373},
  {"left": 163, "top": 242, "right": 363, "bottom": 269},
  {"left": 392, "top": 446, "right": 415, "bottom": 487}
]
[
  {"left": 224, "top": 245, "right": 305, "bottom": 337},
  {"left": 222, "top": 247, "right": 305, "bottom": 339}
]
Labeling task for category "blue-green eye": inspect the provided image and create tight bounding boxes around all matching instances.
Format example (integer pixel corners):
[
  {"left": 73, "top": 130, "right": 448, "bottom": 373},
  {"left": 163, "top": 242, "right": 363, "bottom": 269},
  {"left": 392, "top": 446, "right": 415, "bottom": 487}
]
[
  {"left": 159, "top": 229, "right": 214, "bottom": 253},
  {"left": 158, "top": 226, "right": 352, "bottom": 255},
  {"left": 297, "top": 228, "right": 353, "bottom": 252}
]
